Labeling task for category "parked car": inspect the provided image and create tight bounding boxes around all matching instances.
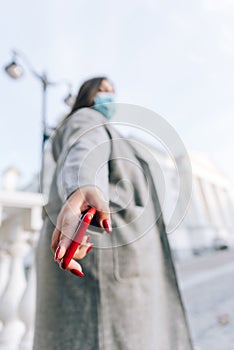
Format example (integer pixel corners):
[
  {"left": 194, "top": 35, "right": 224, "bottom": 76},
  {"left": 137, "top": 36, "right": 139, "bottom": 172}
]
[{"left": 213, "top": 238, "right": 229, "bottom": 251}]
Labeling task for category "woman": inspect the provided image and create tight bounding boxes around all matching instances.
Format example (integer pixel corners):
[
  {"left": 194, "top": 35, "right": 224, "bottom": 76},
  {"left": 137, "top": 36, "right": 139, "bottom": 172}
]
[{"left": 34, "top": 77, "right": 193, "bottom": 350}]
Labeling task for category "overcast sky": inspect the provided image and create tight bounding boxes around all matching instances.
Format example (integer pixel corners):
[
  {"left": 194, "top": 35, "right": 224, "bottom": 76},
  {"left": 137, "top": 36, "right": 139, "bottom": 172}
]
[{"left": 1, "top": 0, "right": 234, "bottom": 187}]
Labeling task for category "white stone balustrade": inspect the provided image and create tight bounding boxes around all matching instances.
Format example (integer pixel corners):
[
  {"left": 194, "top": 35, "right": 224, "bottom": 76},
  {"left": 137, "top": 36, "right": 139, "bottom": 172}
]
[{"left": 0, "top": 190, "right": 44, "bottom": 350}]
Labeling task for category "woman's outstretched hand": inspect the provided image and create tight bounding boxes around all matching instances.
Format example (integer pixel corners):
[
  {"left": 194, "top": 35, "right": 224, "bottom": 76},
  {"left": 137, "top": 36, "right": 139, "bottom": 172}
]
[{"left": 51, "top": 186, "right": 112, "bottom": 277}]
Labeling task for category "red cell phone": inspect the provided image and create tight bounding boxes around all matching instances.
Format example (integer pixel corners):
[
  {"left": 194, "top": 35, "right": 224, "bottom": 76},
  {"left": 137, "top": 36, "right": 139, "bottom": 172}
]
[{"left": 61, "top": 207, "right": 96, "bottom": 270}]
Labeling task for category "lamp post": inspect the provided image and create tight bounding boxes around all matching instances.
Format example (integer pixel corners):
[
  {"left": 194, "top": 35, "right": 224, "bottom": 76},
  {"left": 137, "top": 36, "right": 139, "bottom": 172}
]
[{"left": 4, "top": 49, "right": 75, "bottom": 151}]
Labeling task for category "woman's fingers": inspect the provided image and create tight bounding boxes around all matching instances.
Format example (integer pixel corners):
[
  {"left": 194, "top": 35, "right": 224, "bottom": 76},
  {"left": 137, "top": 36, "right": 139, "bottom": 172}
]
[
  {"left": 95, "top": 209, "right": 112, "bottom": 233},
  {"left": 55, "top": 233, "right": 73, "bottom": 260},
  {"left": 86, "top": 189, "right": 112, "bottom": 232},
  {"left": 54, "top": 212, "right": 79, "bottom": 257},
  {"left": 73, "top": 242, "right": 94, "bottom": 260},
  {"left": 51, "top": 186, "right": 112, "bottom": 278},
  {"left": 60, "top": 258, "right": 84, "bottom": 277},
  {"left": 102, "top": 217, "right": 112, "bottom": 233},
  {"left": 65, "top": 186, "right": 112, "bottom": 233},
  {"left": 93, "top": 198, "right": 112, "bottom": 233},
  {"left": 51, "top": 227, "right": 61, "bottom": 254},
  {"left": 58, "top": 240, "right": 93, "bottom": 278},
  {"left": 54, "top": 234, "right": 93, "bottom": 262}
]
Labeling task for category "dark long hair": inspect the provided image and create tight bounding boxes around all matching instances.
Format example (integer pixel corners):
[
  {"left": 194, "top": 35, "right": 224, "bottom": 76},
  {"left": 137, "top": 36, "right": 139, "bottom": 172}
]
[{"left": 67, "top": 76, "right": 107, "bottom": 118}]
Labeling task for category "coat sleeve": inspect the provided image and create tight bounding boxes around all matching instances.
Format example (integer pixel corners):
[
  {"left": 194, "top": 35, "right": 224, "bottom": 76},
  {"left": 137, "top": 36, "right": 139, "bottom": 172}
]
[{"left": 56, "top": 111, "right": 111, "bottom": 202}]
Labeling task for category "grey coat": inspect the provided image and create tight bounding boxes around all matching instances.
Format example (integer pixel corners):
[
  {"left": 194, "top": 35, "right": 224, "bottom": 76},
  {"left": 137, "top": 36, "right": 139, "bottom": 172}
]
[{"left": 33, "top": 108, "right": 193, "bottom": 350}]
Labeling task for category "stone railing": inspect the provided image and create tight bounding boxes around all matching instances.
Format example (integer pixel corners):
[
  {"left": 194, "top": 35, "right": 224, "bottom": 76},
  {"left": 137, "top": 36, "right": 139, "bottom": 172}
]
[{"left": 0, "top": 191, "right": 44, "bottom": 350}]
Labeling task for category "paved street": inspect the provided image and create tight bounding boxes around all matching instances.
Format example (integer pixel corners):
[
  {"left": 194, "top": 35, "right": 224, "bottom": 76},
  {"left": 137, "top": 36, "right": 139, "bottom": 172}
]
[{"left": 176, "top": 250, "right": 234, "bottom": 350}]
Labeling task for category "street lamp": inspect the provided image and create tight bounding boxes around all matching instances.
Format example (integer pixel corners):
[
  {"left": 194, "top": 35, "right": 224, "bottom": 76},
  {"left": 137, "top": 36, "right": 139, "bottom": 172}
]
[
  {"left": 4, "top": 61, "right": 24, "bottom": 79},
  {"left": 4, "top": 49, "right": 75, "bottom": 150},
  {"left": 64, "top": 93, "right": 76, "bottom": 108}
]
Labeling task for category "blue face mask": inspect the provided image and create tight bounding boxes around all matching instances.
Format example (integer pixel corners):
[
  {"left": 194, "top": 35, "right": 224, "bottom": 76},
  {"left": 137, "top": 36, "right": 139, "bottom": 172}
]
[{"left": 93, "top": 92, "right": 116, "bottom": 119}]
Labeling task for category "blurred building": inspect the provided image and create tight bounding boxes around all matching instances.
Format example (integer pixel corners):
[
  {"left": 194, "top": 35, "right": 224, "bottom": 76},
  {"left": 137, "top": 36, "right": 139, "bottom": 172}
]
[{"left": 162, "top": 151, "right": 234, "bottom": 258}]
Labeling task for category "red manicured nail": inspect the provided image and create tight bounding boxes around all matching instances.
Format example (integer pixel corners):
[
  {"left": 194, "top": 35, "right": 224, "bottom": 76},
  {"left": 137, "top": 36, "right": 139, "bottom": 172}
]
[
  {"left": 103, "top": 219, "right": 112, "bottom": 234},
  {"left": 54, "top": 246, "right": 61, "bottom": 261},
  {"left": 86, "top": 244, "right": 94, "bottom": 254},
  {"left": 70, "top": 269, "right": 85, "bottom": 277}
]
